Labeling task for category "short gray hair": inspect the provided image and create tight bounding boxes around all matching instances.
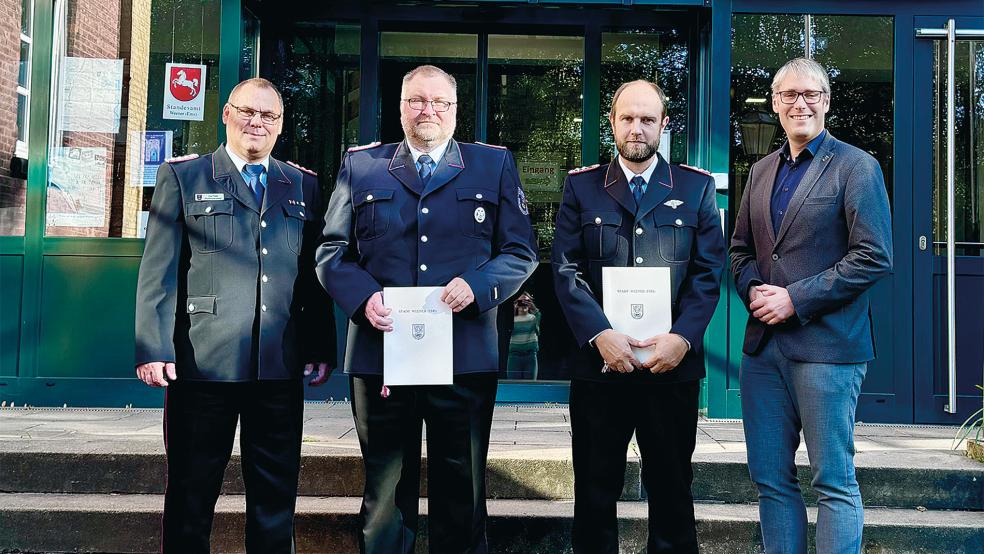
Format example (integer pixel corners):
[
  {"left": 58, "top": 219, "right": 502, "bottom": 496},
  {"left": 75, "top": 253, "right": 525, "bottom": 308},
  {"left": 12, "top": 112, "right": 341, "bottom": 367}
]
[
  {"left": 228, "top": 77, "right": 284, "bottom": 111},
  {"left": 771, "top": 58, "right": 831, "bottom": 96},
  {"left": 402, "top": 65, "right": 457, "bottom": 96}
]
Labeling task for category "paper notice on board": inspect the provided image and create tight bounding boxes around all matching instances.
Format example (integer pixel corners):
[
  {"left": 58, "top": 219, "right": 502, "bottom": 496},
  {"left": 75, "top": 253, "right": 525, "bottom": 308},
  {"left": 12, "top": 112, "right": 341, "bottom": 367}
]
[
  {"left": 57, "top": 57, "right": 123, "bottom": 133},
  {"left": 46, "top": 147, "right": 107, "bottom": 228},
  {"left": 602, "top": 267, "right": 673, "bottom": 364},
  {"left": 383, "top": 287, "right": 453, "bottom": 386},
  {"left": 130, "top": 130, "right": 173, "bottom": 186}
]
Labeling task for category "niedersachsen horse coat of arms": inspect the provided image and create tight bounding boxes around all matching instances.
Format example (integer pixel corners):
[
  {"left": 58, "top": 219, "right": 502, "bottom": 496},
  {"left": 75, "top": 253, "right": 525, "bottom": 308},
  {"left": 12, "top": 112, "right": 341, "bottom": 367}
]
[
  {"left": 630, "top": 304, "right": 644, "bottom": 320},
  {"left": 412, "top": 324, "right": 425, "bottom": 340}
]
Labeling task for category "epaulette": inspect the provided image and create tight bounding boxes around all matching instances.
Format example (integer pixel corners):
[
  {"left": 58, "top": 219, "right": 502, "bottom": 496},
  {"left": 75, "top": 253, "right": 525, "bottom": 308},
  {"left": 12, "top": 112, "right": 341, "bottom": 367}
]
[
  {"left": 286, "top": 160, "right": 317, "bottom": 176},
  {"left": 475, "top": 141, "right": 507, "bottom": 150},
  {"left": 568, "top": 164, "right": 601, "bottom": 175},
  {"left": 679, "top": 164, "right": 711, "bottom": 176},
  {"left": 347, "top": 141, "right": 381, "bottom": 153},
  {"left": 166, "top": 153, "right": 199, "bottom": 163}
]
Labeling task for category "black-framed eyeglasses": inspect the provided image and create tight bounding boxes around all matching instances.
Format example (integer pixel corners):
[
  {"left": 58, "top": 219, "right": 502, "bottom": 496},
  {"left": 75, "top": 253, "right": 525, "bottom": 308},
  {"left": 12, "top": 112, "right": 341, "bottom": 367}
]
[
  {"left": 774, "top": 90, "right": 825, "bottom": 105},
  {"left": 228, "top": 103, "right": 282, "bottom": 124},
  {"left": 402, "top": 98, "right": 456, "bottom": 113}
]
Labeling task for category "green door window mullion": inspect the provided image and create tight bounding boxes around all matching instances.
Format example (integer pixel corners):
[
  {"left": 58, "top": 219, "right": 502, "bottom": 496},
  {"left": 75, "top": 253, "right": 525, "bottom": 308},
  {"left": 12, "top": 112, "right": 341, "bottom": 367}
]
[
  {"left": 475, "top": 32, "right": 489, "bottom": 143},
  {"left": 19, "top": 0, "right": 56, "bottom": 380},
  {"left": 217, "top": 0, "right": 242, "bottom": 145},
  {"left": 582, "top": 22, "right": 601, "bottom": 166}
]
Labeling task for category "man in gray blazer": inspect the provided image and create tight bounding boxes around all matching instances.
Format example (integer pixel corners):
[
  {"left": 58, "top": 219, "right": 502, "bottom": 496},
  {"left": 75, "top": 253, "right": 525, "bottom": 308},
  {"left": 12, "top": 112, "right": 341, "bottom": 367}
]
[
  {"left": 730, "top": 58, "right": 892, "bottom": 553},
  {"left": 135, "top": 78, "right": 334, "bottom": 553}
]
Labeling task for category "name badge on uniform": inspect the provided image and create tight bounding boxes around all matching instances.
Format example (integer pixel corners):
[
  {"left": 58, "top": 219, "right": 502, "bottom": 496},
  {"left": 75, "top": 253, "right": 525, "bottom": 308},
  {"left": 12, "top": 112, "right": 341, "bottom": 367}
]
[
  {"left": 195, "top": 193, "right": 225, "bottom": 201},
  {"left": 474, "top": 206, "right": 486, "bottom": 223}
]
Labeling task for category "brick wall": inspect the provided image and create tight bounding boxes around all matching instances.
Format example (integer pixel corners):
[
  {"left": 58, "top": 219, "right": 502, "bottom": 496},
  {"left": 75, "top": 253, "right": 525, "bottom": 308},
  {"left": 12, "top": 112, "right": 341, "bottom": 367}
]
[{"left": 0, "top": 0, "right": 26, "bottom": 234}]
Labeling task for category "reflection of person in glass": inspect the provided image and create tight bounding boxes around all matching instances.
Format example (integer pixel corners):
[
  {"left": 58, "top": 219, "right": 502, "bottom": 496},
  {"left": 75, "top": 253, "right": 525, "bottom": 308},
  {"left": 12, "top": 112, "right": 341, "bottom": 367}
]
[
  {"left": 316, "top": 65, "right": 537, "bottom": 554},
  {"left": 552, "top": 79, "right": 725, "bottom": 553},
  {"left": 134, "top": 78, "right": 335, "bottom": 553},
  {"left": 507, "top": 292, "right": 540, "bottom": 380},
  {"left": 730, "top": 58, "right": 893, "bottom": 554}
]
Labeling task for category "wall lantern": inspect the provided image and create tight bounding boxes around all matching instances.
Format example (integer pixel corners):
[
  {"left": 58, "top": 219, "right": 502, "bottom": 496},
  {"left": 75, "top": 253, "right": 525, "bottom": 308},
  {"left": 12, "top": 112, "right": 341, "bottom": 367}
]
[{"left": 739, "top": 111, "right": 780, "bottom": 158}]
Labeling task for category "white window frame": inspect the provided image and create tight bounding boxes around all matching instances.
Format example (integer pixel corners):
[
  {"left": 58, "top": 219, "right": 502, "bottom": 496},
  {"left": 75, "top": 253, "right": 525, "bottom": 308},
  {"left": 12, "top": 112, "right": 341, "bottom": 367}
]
[{"left": 15, "top": 0, "right": 35, "bottom": 160}]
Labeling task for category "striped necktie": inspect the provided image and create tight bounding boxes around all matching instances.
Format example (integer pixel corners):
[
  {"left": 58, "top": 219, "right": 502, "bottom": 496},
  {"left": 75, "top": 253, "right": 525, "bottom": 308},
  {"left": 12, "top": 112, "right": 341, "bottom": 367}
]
[
  {"left": 418, "top": 154, "right": 434, "bottom": 184},
  {"left": 630, "top": 175, "right": 646, "bottom": 207}
]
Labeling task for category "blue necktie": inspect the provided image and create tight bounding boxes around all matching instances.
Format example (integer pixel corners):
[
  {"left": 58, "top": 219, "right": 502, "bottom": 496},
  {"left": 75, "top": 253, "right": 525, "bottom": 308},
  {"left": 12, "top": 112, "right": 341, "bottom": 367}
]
[
  {"left": 630, "top": 175, "right": 646, "bottom": 207},
  {"left": 418, "top": 154, "right": 434, "bottom": 184},
  {"left": 243, "top": 164, "right": 265, "bottom": 205}
]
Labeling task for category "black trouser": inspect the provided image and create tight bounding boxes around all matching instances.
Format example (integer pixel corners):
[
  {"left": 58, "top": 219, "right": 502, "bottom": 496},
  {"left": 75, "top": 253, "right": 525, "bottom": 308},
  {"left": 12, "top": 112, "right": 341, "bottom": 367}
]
[
  {"left": 351, "top": 373, "right": 498, "bottom": 554},
  {"left": 161, "top": 379, "right": 303, "bottom": 554},
  {"left": 570, "top": 378, "right": 700, "bottom": 554}
]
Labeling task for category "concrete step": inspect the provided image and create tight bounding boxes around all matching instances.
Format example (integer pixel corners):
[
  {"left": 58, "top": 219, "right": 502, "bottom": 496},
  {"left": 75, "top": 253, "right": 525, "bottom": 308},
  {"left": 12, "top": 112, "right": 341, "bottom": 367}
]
[
  {"left": 0, "top": 493, "right": 981, "bottom": 553},
  {"left": 1, "top": 449, "right": 981, "bottom": 510}
]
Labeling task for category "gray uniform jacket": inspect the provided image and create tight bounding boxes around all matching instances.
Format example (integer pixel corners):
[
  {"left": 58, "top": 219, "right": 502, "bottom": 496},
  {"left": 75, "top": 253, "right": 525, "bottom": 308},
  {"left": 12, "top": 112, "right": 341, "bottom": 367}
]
[
  {"left": 135, "top": 146, "right": 335, "bottom": 381},
  {"left": 730, "top": 132, "right": 893, "bottom": 363}
]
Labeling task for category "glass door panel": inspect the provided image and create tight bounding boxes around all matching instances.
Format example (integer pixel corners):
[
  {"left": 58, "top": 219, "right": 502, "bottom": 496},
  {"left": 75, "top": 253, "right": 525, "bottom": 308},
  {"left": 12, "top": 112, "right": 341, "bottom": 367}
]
[
  {"left": 378, "top": 32, "right": 477, "bottom": 144},
  {"left": 487, "top": 34, "right": 583, "bottom": 382}
]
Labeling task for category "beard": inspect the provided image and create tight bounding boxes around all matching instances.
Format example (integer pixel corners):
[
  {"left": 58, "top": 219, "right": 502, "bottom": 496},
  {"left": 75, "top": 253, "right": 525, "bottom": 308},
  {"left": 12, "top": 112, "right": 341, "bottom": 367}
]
[
  {"left": 617, "top": 137, "right": 659, "bottom": 163},
  {"left": 404, "top": 117, "right": 454, "bottom": 145}
]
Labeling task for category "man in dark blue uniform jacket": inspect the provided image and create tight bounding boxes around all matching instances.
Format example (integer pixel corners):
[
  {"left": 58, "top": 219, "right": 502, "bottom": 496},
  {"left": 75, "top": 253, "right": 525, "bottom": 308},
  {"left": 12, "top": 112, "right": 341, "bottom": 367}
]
[
  {"left": 316, "top": 65, "right": 537, "bottom": 553},
  {"left": 552, "top": 80, "right": 725, "bottom": 553},
  {"left": 135, "top": 78, "right": 335, "bottom": 553}
]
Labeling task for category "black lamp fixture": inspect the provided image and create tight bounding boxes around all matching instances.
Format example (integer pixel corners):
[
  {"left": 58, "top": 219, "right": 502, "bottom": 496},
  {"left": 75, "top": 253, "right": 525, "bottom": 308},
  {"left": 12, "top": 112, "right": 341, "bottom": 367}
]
[{"left": 739, "top": 110, "right": 779, "bottom": 158}]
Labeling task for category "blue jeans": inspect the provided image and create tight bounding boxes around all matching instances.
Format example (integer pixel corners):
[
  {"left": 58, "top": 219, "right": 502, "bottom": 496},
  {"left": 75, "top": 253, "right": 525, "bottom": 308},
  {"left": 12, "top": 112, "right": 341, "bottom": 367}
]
[{"left": 740, "top": 338, "right": 867, "bottom": 554}]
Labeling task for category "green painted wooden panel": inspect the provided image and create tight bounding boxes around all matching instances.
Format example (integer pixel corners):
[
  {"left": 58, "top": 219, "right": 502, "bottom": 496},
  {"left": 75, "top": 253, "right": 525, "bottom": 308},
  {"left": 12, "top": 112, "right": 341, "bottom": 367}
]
[
  {"left": 37, "top": 256, "right": 139, "bottom": 378},
  {"left": 1, "top": 256, "right": 24, "bottom": 377}
]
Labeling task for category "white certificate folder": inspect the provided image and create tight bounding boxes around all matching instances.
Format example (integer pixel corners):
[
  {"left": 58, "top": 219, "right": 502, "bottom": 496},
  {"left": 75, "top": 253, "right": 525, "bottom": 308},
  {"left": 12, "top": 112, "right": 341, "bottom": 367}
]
[
  {"left": 383, "top": 287, "right": 453, "bottom": 386},
  {"left": 602, "top": 267, "right": 673, "bottom": 363}
]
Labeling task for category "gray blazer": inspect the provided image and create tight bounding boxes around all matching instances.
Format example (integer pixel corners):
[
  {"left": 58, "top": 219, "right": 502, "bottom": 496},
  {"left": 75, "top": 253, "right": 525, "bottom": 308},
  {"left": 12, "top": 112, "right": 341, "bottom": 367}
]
[{"left": 730, "top": 132, "right": 893, "bottom": 363}]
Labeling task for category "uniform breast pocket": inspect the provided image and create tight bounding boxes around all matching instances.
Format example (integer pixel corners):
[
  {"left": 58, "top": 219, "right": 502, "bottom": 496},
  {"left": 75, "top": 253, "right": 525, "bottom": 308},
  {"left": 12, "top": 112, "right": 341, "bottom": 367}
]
[
  {"left": 185, "top": 200, "right": 234, "bottom": 253},
  {"left": 283, "top": 204, "right": 308, "bottom": 255},
  {"left": 580, "top": 211, "right": 622, "bottom": 261},
  {"left": 456, "top": 188, "right": 498, "bottom": 239},
  {"left": 654, "top": 211, "right": 697, "bottom": 263},
  {"left": 354, "top": 189, "right": 395, "bottom": 240}
]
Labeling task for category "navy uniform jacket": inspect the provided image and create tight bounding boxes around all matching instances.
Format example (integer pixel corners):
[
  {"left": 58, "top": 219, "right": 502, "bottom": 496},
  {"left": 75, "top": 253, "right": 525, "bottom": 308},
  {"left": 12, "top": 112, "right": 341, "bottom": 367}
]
[
  {"left": 135, "top": 146, "right": 336, "bottom": 381},
  {"left": 316, "top": 139, "right": 537, "bottom": 375},
  {"left": 551, "top": 154, "right": 725, "bottom": 383}
]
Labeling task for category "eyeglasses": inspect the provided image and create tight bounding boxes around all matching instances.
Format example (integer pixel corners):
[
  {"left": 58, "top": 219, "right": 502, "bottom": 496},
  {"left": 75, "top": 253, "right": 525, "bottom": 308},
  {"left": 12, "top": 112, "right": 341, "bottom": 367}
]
[
  {"left": 402, "top": 98, "right": 456, "bottom": 113},
  {"left": 228, "top": 103, "right": 282, "bottom": 124},
  {"left": 774, "top": 90, "right": 825, "bottom": 105}
]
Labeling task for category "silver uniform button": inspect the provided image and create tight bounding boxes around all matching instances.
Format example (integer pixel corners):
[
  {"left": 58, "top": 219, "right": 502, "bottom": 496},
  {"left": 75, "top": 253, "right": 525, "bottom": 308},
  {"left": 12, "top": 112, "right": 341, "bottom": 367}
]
[
  {"left": 262, "top": 248, "right": 268, "bottom": 255},
  {"left": 421, "top": 235, "right": 428, "bottom": 242},
  {"left": 635, "top": 227, "right": 643, "bottom": 235},
  {"left": 476, "top": 193, "right": 483, "bottom": 199},
  {"left": 366, "top": 194, "right": 374, "bottom": 201},
  {"left": 261, "top": 304, "right": 267, "bottom": 312},
  {"left": 420, "top": 264, "right": 428, "bottom": 271},
  {"left": 422, "top": 207, "right": 429, "bottom": 214},
  {"left": 260, "top": 220, "right": 267, "bottom": 228},
  {"left": 636, "top": 256, "right": 644, "bottom": 264},
  {"left": 675, "top": 218, "right": 683, "bottom": 226},
  {"left": 262, "top": 275, "right": 269, "bottom": 283},
  {"left": 188, "top": 303, "right": 195, "bottom": 311},
  {"left": 594, "top": 217, "right": 602, "bottom": 224},
  {"left": 299, "top": 211, "right": 305, "bottom": 217},
  {"left": 204, "top": 206, "right": 212, "bottom": 214}
]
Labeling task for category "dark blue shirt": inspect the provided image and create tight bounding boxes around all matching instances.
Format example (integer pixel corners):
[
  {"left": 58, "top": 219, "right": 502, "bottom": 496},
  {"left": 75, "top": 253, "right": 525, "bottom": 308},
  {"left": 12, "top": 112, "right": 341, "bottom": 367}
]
[{"left": 771, "top": 130, "right": 826, "bottom": 234}]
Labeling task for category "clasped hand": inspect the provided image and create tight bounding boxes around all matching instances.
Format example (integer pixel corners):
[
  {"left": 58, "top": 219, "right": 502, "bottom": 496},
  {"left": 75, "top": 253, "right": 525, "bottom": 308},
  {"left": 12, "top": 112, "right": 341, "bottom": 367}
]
[{"left": 594, "top": 329, "right": 689, "bottom": 374}]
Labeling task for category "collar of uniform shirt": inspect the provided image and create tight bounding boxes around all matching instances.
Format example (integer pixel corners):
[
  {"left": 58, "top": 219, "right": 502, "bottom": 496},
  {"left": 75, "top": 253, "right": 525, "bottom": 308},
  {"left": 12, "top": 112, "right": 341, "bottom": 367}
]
[
  {"left": 225, "top": 144, "right": 270, "bottom": 174},
  {"left": 617, "top": 153, "right": 659, "bottom": 187},
  {"left": 407, "top": 139, "right": 451, "bottom": 169},
  {"left": 779, "top": 129, "right": 826, "bottom": 166}
]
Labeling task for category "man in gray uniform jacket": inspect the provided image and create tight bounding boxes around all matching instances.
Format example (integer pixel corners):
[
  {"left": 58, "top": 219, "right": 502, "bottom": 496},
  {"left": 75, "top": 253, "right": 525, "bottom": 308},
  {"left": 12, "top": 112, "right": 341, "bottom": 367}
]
[{"left": 134, "top": 78, "right": 335, "bottom": 553}]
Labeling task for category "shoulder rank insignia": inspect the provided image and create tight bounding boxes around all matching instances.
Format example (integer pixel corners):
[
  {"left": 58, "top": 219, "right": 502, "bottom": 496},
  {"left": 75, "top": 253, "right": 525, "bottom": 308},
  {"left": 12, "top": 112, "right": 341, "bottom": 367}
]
[
  {"left": 286, "top": 160, "right": 317, "bottom": 176},
  {"left": 166, "top": 153, "right": 199, "bottom": 163},
  {"left": 347, "top": 141, "right": 381, "bottom": 153},
  {"left": 475, "top": 141, "right": 507, "bottom": 150},
  {"left": 568, "top": 164, "right": 601, "bottom": 175},
  {"left": 679, "top": 164, "right": 711, "bottom": 176}
]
